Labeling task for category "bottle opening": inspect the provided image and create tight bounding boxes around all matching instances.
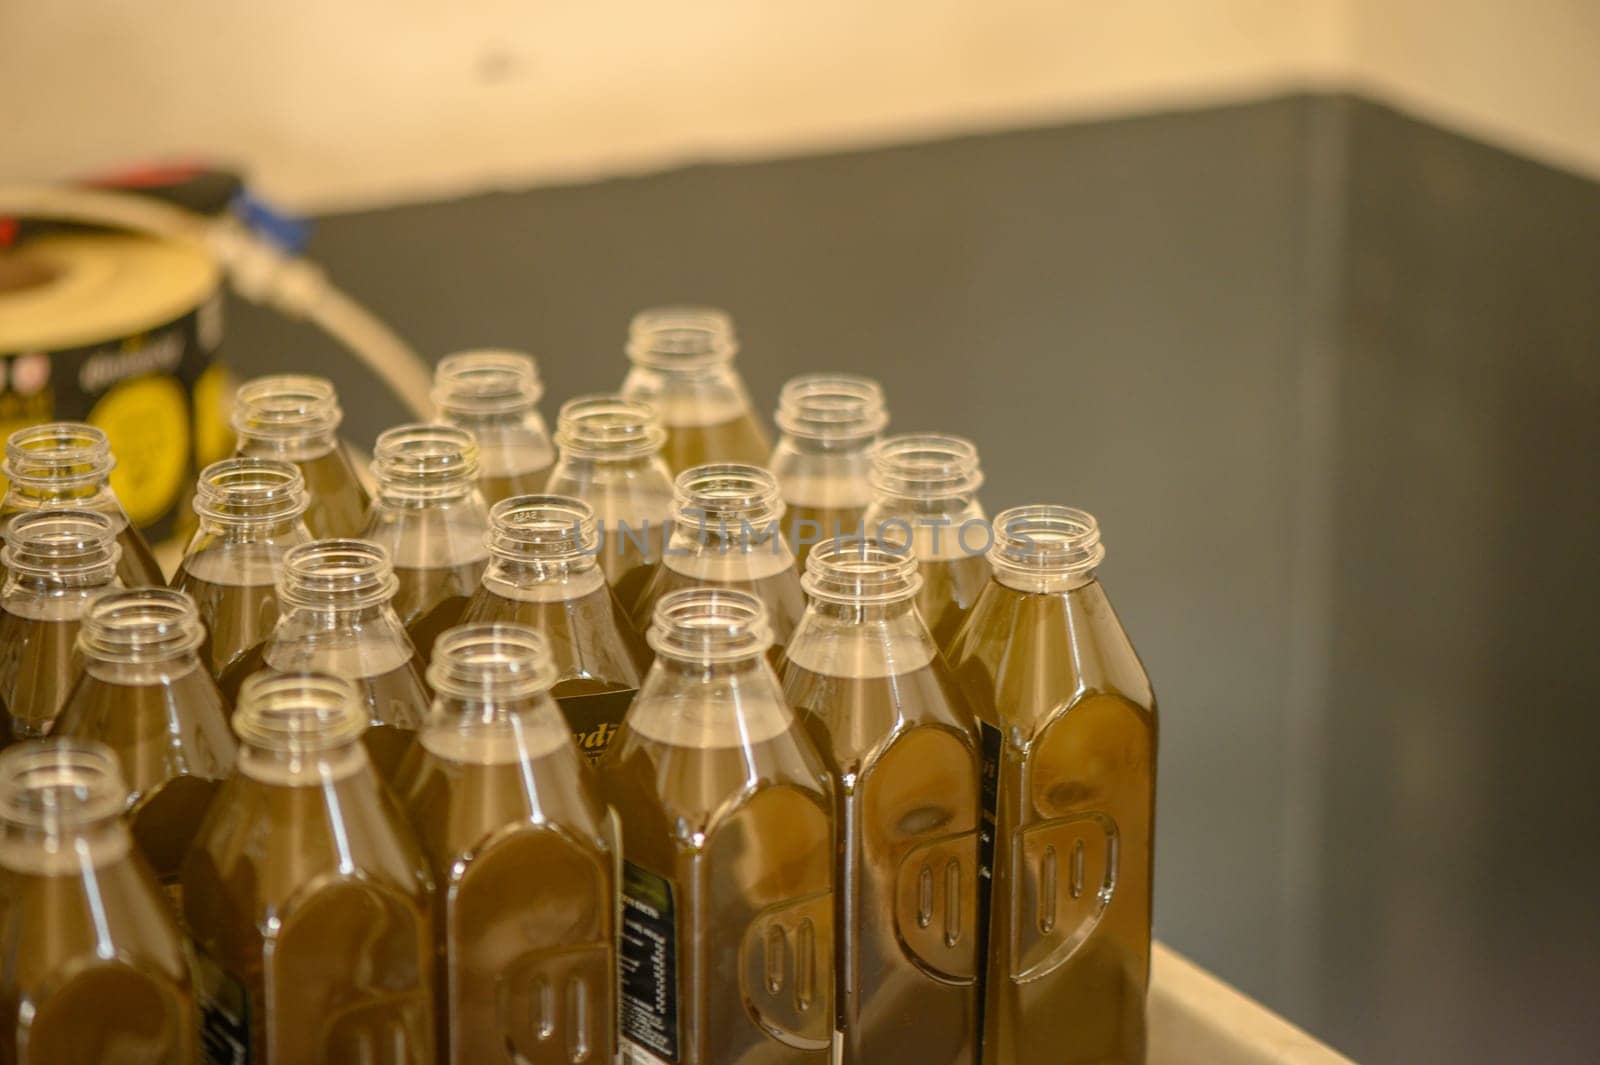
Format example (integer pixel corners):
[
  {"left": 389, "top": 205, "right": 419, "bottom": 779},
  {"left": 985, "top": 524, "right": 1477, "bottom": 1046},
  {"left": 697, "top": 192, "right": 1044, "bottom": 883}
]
[
  {"left": 647, "top": 587, "right": 773, "bottom": 663},
  {"left": 432, "top": 349, "right": 544, "bottom": 416},
  {"left": 775, "top": 374, "right": 888, "bottom": 443},
  {"left": 233, "top": 671, "right": 369, "bottom": 754},
  {"left": 193, "top": 457, "right": 310, "bottom": 524},
  {"left": 990, "top": 504, "right": 1106, "bottom": 590},
  {"left": 1, "top": 509, "right": 121, "bottom": 579},
  {"left": 870, "top": 433, "right": 984, "bottom": 500},
  {"left": 3, "top": 422, "right": 115, "bottom": 490},
  {"left": 232, "top": 374, "right": 344, "bottom": 444},
  {"left": 79, "top": 587, "right": 206, "bottom": 663},
  {"left": 625, "top": 306, "right": 738, "bottom": 371},
  {"left": 487, "top": 494, "right": 599, "bottom": 563},
  {"left": 372, "top": 423, "right": 481, "bottom": 499},
  {"left": 0, "top": 739, "right": 127, "bottom": 832},
  {"left": 555, "top": 394, "right": 667, "bottom": 457},
  {"left": 674, "top": 463, "right": 784, "bottom": 527},
  {"left": 427, "top": 622, "right": 558, "bottom": 700},
  {"left": 802, "top": 537, "right": 921, "bottom": 604},
  {"left": 278, "top": 538, "right": 399, "bottom": 609}
]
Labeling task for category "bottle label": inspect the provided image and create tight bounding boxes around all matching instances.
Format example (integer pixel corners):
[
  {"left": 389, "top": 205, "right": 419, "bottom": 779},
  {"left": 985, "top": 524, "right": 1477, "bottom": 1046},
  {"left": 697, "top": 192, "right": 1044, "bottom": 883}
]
[
  {"left": 557, "top": 688, "right": 638, "bottom": 763},
  {"left": 620, "top": 861, "right": 680, "bottom": 1063},
  {"left": 194, "top": 947, "right": 252, "bottom": 1065},
  {"left": 975, "top": 720, "right": 1002, "bottom": 1053}
]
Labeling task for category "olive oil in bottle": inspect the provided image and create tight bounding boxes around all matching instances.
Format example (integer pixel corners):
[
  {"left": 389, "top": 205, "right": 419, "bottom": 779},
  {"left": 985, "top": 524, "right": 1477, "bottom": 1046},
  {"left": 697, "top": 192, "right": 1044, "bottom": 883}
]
[
  {"left": 601, "top": 588, "right": 834, "bottom": 1065},
  {"left": 545, "top": 395, "right": 676, "bottom": 611},
  {"left": 233, "top": 374, "right": 370, "bottom": 538},
  {"left": 862, "top": 433, "right": 989, "bottom": 656},
  {"left": 769, "top": 373, "right": 887, "bottom": 567},
  {"left": 948, "top": 506, "right": 1157, "bottom": 1065},
  {"left": 362, "top": 423, "right": 490, "bottom": 661},
  {"left": 0, "top": 740, "right": 199, "bottom": 1064},
  {"left": 183, "top": 672, "right": 435, "bottom": 1064},
  {"left": 0, "top": 510, "right": 121, "bottom": 739},
  {"left": 432, "top": 349, "right": 555, "bottom": 503},
  {"left": 1, "top": 422, "right": 163, "bottom": 587},
  {"left": 461, "top": 495, "right": 649, "bottom": 760},
  {"left": 53, "top": 588, "right": 235, "bottom": 895},
  {"left": 171, "top": 457, "right": 312, "bottom": 692},
  {"left": 619, "top": 307, "right": 770, "bottom": 470},
  {"left": 395, "top": 624, "right": 615, "bottom": 1065},
  {"left": 781, "top": 539, "right": 981, "bottom": 1065}
]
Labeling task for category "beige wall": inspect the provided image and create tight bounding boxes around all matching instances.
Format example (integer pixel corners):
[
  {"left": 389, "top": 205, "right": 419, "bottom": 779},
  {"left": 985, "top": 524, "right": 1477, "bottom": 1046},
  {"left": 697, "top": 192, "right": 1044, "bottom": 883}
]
[{"left": 1, "top": 1, "right": 1593, "bottom": 210}]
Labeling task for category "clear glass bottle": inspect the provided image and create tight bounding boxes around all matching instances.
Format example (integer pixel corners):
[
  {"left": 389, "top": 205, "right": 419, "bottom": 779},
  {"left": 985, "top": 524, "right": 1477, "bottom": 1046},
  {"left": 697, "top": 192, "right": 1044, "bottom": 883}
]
[
  {"left": 1, "top": 421, "right": 163, "bottom": 587},
  {"left": 395, "top": 624, "right": 615, "bottom": 1065},
  {"left": 781, "top": 539, "right": 982, "bottom": 1065},
  {"left": 861, "top": 433, "right": 989, "bottom": 656},
  {"left": 0, "top": 739, "right": 198, "bottom": 1063},
  {"left": 0, "top": 509, "right": 121, "bottom": 739},
  {"left": 769, "top": 373, "right": 887, "bottom": 566},
  {"left": 53, "top": 588, "right": 236, "bottom": 895},
  {"left": 233, "top": 373, "right": 370, "bottom": 538},
  {"left": 947, "top": 506, "right": 1158, "bottom": 1065},
  {"left": 631, "top": 463, "right": 806, "bottom": 663},
  {"left": 432, "top": 349, "right": 555, "bottom": 503},
  {"left": 545, "top": 394, "right": 676, "bottom": 611},
  {"left": 183, "top": 672, "right": 435, "bottom": 1064},
  {"left": 461, "top": 495, "right": 650, "bottom": 761},
  {"left": 362, "top": 423, "right": 490, "bottom": 661},
  {"left": 601, "top": 588, "right": 833, "bottom": 1065},
  {"left": 172, "top": 457, "right": 313, "bottom": 692},
  {"left": 619, "top": 306, "right": 770, "bottom": 471},
  {"left": 236, "top": 539, "right": 430, "bottom": 780}
]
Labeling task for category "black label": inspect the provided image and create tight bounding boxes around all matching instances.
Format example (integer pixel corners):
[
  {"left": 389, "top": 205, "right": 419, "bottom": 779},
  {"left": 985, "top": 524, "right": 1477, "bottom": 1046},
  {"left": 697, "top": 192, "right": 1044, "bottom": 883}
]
[
  {"left": 557, "top": 687, "right": 637, "bottom": 763},
  {"left": 194, "top": 947, "right": 251, "bottom": 1065},
  {"left": 975, "top": 720, "right": 1003, "bottom": 1058},
  {"left": 620, "top": 861, "right": 680, "bottom": 1063}
]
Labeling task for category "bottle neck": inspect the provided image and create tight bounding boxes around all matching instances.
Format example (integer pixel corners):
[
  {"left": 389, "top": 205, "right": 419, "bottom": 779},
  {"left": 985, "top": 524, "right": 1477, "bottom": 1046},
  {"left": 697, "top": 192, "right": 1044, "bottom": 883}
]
[
  {"left": 233, "top": 672, "right": 370, "bottom": 785},
  {"left": 371, "top": 424, "right": 481, "bottom": 506},
  {"left": 989, "top": 504, "right": 1105, "bottom": 594},
  {"left": 2, "top": 423, "right": 117, "bottom": 508},
  {"left": 774, "top": 373, "right": 887, "bottom": 453},
  {"left": 555, "top": 396, "right": 667, "bottom": 461},
  {"left": 78, "top": 589, "right": 207, "bottom": 681},
  {"left": 0, "top": 742, "right": 130, "bottom": 872},
  {"left": 233, "top": 375, "right": 344, "bottom": 462},
  {"left": 2, "top": 512, "right": 122, "bottom": 594}
]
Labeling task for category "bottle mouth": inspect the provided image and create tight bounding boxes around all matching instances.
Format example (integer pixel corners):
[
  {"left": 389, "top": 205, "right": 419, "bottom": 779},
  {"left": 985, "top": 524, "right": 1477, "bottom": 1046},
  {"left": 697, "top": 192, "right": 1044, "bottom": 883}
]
[
  {"left": 372, "top": 423, "right": 481, "bottom": 498},
  {"left": 647, "top": 587, "right": 774, "bottom": 663},
  {"left": 193, "top": 457, "right": 310, "bottom": 524},
  {"left": 3, "top": 422, "right": 115, "bottom": 489},
  {"left": 232, "top": 374, "right": 344, "bottom": 441},
  {"left": 555, "top": 394, "right": 667, "bottom": 457},
  {"left": 79, "top": 588, "right": 206, "bottom": 662},
  {"left": 432, "top": 349, "right": 544, "bottom": 416},
  {"left": 1, "top": 509, "right": 122, "bottom": 579},
  {"left": 625, "top": 306, "right": 738, "bottom": 371},
  {"left": 990, "top": 504, "right": 1105, "bottom": 582},
  {"left": 802, "top": 537, "right": 922, "bottom": 604},
  {"left": 487, "top": 494, "right": 599, "bottom": 563},
  {"left": 0, "top": 739, "right": 127, "bottom": 831},
  {"left": 278, "top": 538, "right": 399, "bottom": 609},
  {"left": 673, "top": 463, "right": 785, "bottom": 527},
  {"left": 869, "top": 433, "right": 984, "bottom": 499},
  {"left": 775, "top": 374, "right": 888, "bottom": 443},
  {"left": 427, "top": 622, "right": 558, "bottom": 699},
  {"left": 234, "top": 671, "right": 369, "bottom": 753}
]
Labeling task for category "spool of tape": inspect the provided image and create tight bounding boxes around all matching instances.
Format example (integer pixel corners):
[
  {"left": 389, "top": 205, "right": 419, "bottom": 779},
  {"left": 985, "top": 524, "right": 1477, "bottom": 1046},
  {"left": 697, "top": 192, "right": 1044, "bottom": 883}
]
[{"left": 0, "top": 232, "right": 228, "bottom": 541}]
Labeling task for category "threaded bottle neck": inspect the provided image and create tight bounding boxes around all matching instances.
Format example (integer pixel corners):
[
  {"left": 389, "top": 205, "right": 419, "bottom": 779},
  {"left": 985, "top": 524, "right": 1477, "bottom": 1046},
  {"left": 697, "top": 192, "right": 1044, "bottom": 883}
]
[
  {"left": 647, "top": 587, "right": 773, "bottom": 663},
  {"left": 870, "top": 433, "right": 983, "bottom": 502},
  {"left": 233, "top": 374, "right": 343, "bottom": 456},
  {"left": 372, "top": 423, "right": 481, "bottom": 503},
  {"left": 234, "top": 672, "right": 368, "bottom": 755},
  {"left": 802, "top": 537, "right": 921, "bottom": 605},
  {"left": 625, "top": 306, "right": 737, "bottom": 373},
  {"left": 193, "top": 457, "right": 310, "bottom": 529},
  {"left": 78, "top": 588, "right": 206, "bottom": 664},
  {"left": 427, "top": 623, "right": 558, "bottom": 702},
  {"left": 487, "top": 494, "right": 599, "bottom": 568},
  {"left": 775, "top": 374, "right": 888, "bottom": 448},
  {"left": 432, "top": 350, "right": 544, "bottom": 419},
  {"left": 0, "top": 740, "right": 127, "bottom": 837},
  {"left": 3, "top": 423, "right": 115, "bottom": 502},
  {"left": 555, "top": 394, "right": 667, "bottom": 459},
  {"left": 278, "top": 538, "right": 399, "bottom": 611},
  {"left": 990, "top": 504, "right": 1105, "bottom": 592},
  {"left": 674, "top": 463, "right": 785, "bottom": 530},
  {"left": 1, "top": 510, "right": 122, "bottom": 585}
]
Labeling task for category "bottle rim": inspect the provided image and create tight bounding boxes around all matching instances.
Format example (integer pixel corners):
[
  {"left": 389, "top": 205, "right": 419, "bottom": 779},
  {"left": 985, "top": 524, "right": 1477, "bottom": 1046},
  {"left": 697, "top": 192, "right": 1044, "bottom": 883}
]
[
  {"left": 432, "top": 349, "right": 544, "bottom": 416},
  {"left": 774, "top": 373, "right": 888, "bottom": 442},
  {"left": 2, "top": 422, "right": 116, "bottom": 488},
  {"left": 487, "top": 494, "right": 599, "bottom": 564},
  {"left": 555, "top": 394, "right": 667, "bottom": 457},
  {"left": 234, "top": 671, "right": 369, "bottom": 753},
  {"left": 802, "top": 536, "right": 922, "bottom": 604},
  {"left": 232, "top": 374, "right": 344, "bottom": 441},
  {"left": 673, "top": 463, "right": 785, "bottom": 526},
  {"left": 625, "top": 306, "right": 738, "bottom": 371},
  {"left": 869, "top": 433, "right": 984, "bottom": 500},
  {"left": 0, "top": 739, "right": 127, "bottom": 831},
  {"left": 193, "top": 457, "right": 310, "bottom": 524},
  {"left": 277, "top": 538, "right": 399, "bottom": 609},
  {"left": 989, "top": 504, "right": 1106, "bottom": 581},
  {"left": 0, "top": 509, "right": 122, "bottom": 579},
  {"left": 647, "top": 587, "right": 774, "bottom": 663},
  {"left": 371, "top": 422, "right": 481, "bottom": 498},
  {"left": 426, "top": 622, "right": 558, "bottom": 699},
  {"left": 79, "top": 587, "right": 206, "bottom": 663}
]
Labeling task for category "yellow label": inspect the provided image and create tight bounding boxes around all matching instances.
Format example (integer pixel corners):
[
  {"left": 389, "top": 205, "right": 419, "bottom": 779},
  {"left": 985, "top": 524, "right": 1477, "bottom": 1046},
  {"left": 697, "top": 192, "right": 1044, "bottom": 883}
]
[
  {"left": 91, "top": 374, "right": 190, "bottom": 527},
  {"left": 193, "top": 361, "right": 237, "bottom": 468}
]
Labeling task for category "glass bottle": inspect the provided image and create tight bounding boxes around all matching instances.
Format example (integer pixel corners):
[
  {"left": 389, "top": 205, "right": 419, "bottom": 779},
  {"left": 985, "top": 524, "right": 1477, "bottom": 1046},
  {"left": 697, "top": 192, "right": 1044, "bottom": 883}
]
[
  {"left": 53, "top": 588, "right": 236, "bottom": 896},
  {"left": 461, "top": 495, "right": 650, "bottom": 761},
  {"left": 236, "top": 538, "right": 430, "bottom": 780},
  {"left": 861, "top": 433, "right": 989, "bottom": 656},
  {"left": 631, "top": 463, "right": 805, "bottom": 663},
  {"left": 432, "top": 349, "right": 555, "bottom": 503},
  {"left": 0, "top": 739, "right": 198, "bottom": 1063},
  {"left": 0, "top": 509, "right": 121, "bottom": 739},
  {"left": 781, "top": 539, "right": 981, "bottom": 1065},
  {"left": 947, "top": 506, "right": 1158, "bottom": 1065},
  {"left": 396, "top": 624, "right": 615, "bottom": 1065},
  {"left": 172, "top": 457, "right": 312, "bottom": 689},
  {"left": 233, "top": 373, "right": 370, "bottom": 538},
  {"left": 362, "top": 423, "right": 490, "bottom": 661},
  {"left": 1, "top": 421, "right": 163, "bottom": 587},
  {"left": 601, "top": 588, "right": 833, "bottom": 1065},
  {"left": 183, "top": 672, "right": 435, "bottom": 1064},
  {"left": 545, "top": 394, "right": 676, "bottom": 611},
  {"left": 619, "top": 306, "right": 770, "bottom": 471},
  {"left": 769, "top": 373, "right": 887, "bottom": 567}
]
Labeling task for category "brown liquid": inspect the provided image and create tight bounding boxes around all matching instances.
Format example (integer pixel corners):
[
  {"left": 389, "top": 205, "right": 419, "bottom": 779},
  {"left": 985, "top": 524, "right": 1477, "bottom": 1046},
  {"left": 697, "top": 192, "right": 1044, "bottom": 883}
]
[
  {"left": 601, "top": 718, "right": 833, "bottom": 1065},
  {"left": 781, "top": 662, "right": 982, "bottom": 1065},
  {"left": 0, "top": 837, "right": 197, "bottom": 1064},
  {"left": 463, "top": 583, "right": 649, "bottom": 693},
  {"left": 398, "top": 732, "right": 615, "bottom": 1064},
  {"left": 0, "top": 610, "right": 84, "bottom": 739},
  {"left": 785, "top": 502, "right": 869, "bottom": 567},
  {"left": 291, "top": 446, "right": 371, "bottom": 539},
  {"left": 172, "top": 564, "right": 280, "bottom": 689},
  {"left": 479, "top": 467, "right": 550, "bottom": 506},
  {"left": 632, "top": 566, "right": 807, "bottom": 660},
  {"left": 918, "top": 554, "right": 992, "bottom": 656},
  {"left": 393, "top": 561, "right": 485, "bottom": 663},
  {"left": 949, "top": 578, "right": 1157, "bottom": 1065},
  {"left": 600, "top": 529, "right": 667, "bottom": 616},
  {"left": 52, "top": 666, "right": 235, "bottom": 889},
  {"left": 183, "top": 750, "right": 435, "bottom": 1064},
  {"left": 659, "top": 412, "right": 771, "bottom": 473}
]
